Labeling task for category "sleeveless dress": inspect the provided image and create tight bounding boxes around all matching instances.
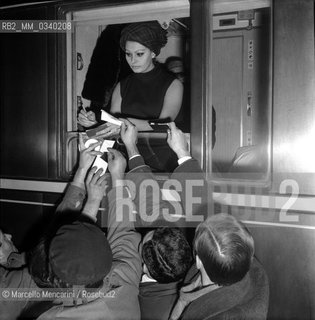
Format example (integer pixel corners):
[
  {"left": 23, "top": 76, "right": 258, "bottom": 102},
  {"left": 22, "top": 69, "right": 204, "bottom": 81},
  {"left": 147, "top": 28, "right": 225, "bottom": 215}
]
[
  {"left": 120, "top": 65, "right": 176, "bottom": 119},
  {"left": 119, "top": 65, "right": 179, "bottom": 172}
]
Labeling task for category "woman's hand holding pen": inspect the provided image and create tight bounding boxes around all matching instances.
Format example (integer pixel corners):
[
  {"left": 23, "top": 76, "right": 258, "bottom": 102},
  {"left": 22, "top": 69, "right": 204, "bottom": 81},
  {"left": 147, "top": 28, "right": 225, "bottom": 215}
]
[{"left": 77, "top": 109, "right": 98, "bottom": 128}]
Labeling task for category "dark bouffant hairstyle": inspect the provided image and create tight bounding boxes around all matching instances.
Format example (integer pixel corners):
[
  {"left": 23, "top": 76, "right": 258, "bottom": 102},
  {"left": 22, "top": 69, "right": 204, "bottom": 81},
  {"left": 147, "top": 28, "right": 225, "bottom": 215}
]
[
  {"left": 120, "top": 21, "right": 167, "bottom": 56},
  {"left": 194, "top": 213, "right": 254, "bottom": 286},
  {"left": 142, "top": 227, "right": 192, "bottom": 283}
]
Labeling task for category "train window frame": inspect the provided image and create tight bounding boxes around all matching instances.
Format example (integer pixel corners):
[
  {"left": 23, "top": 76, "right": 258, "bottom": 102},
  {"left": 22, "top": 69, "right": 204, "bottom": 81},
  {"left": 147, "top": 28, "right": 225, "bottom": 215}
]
[
  {"left": 190, "top": 0, "right": 273, "bottom": 189},
  {"left": 61, "top": 0, "right": 190, "bottom": 177}
]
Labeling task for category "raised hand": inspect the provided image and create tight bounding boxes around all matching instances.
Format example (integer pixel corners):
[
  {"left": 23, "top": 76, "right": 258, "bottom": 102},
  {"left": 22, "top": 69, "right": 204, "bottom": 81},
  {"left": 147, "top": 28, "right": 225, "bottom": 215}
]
[
  {"left": 120, "top": 119, "right": 138, "bottom": 147},
  {"left": 82, "top": 167, "right": 108, "bottom": 220},
  {"left": 77, "top": 109, "right": 97, "bottom": 128},
  {"left": 78, "top": 134, "right": 103, "bottom": 172},
  {"left": 108, "top": 148, "right": 127, "bottom": 187},
  {"left": 85, "top": 167, "right": 108, "bottom": 203},
  {"left": 120, "top": 119, "right": 140, "bottom": 158},
  {"left": 167, "top": 122, "right": 190, "bottom": 159}
]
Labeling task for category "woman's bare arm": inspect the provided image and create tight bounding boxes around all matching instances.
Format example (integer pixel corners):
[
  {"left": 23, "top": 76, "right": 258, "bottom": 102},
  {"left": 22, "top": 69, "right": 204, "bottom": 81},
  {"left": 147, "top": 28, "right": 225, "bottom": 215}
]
[
  {"left": 110, "top": 82, "right": 122, "bottom": 114},
  {"left": 159, "top": 78, "right": 183, "bottom": 120}
]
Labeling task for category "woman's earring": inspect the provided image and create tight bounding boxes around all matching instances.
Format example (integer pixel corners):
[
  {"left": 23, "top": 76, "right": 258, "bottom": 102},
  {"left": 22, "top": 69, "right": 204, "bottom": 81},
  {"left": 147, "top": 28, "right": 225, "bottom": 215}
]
[{"left": 152, "top": 53, "right": 156, "bottom": 58}]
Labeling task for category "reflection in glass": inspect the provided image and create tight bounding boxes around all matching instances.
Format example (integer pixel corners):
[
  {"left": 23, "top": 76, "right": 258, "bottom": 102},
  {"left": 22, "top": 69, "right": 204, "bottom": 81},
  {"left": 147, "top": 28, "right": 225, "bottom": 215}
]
[{"left": 211, "top": 8, "right": 271, "bottom": 181}]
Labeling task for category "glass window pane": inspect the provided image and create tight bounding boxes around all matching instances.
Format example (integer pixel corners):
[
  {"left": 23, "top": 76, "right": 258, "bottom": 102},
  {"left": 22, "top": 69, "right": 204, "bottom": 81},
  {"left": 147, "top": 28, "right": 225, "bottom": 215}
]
[{"left": 211, "top": 7, "right": 272, "bottom": 183}]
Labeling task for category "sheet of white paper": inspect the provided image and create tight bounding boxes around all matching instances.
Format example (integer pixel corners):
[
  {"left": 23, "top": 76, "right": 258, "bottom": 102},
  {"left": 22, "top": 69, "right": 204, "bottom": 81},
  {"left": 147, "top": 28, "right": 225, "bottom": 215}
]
[
  {"left": 101, "top": 110, "right": 122, "bottom": 126},
  {"left": 92, "top": 140, "right": 115, "bottom": 175},
  {"left": 99, "top": 139, "right": 115, "bottom": 152},
  {"left": 84, "top": 138, "right": 101, "bottom": 151}
]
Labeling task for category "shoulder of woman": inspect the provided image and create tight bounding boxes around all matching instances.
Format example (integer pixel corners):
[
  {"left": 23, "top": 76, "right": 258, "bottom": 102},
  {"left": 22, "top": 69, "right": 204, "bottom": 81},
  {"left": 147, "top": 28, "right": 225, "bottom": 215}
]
[
  {"left": 169, "top": 78, "right": 184, "bottom": 92},
  {"left": 112, "top": 82, "right": 121, "bottom": 94}
]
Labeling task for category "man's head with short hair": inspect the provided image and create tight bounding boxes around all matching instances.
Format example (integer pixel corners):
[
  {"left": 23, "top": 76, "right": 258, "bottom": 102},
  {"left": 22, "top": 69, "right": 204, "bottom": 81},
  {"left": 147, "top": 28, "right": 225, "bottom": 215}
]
[
  {"left": 142, "top": 227, "right": 192, "bottom": 283},
  {"left": 194, "top": 213, "right": 254, "bottom": 286}
]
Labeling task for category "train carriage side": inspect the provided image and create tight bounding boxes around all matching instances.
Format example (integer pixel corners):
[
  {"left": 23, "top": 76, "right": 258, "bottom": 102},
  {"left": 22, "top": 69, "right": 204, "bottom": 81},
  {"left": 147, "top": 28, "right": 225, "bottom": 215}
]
[{"left": 0, "top": 0, "right": 315, "bottom": 319}]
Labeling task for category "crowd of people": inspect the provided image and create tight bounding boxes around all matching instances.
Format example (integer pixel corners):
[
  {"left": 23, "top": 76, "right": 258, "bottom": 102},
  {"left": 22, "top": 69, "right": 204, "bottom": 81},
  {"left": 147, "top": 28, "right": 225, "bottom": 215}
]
[{"left": 1, "top": 21, "right": 269, "bottom": 320}]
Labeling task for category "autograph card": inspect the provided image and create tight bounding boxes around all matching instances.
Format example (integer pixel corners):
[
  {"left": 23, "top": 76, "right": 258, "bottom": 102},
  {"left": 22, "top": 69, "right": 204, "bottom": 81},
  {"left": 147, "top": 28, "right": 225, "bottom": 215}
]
[{"left": 84, "top": 139, "right": 115, "bottom": 175}]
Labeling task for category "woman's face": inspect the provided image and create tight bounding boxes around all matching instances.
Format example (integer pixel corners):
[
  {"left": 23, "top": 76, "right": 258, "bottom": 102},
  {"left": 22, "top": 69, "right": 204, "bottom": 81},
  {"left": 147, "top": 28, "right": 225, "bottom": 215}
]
[{"left": 125, "top": 41, "right": 155, "bottom": 73}]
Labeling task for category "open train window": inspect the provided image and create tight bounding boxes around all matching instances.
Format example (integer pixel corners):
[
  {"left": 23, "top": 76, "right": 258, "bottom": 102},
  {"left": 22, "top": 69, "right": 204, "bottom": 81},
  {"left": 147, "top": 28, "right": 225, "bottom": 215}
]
[
  {"left": 62, "top": 0, "right": 190, "bottom": 176},
  {"left": 210, "top": 3, "right": 272, "bottom": 186}
]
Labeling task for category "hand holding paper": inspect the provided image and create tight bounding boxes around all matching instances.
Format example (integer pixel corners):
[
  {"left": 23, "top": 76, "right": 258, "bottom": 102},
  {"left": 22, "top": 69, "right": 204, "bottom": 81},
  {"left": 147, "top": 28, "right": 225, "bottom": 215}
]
[
  {"left": 84, "top": 139, "right": 115, "bottom": 175},
  {"left": 84, "top": 111, "right": 122, "bottom": 139}
]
